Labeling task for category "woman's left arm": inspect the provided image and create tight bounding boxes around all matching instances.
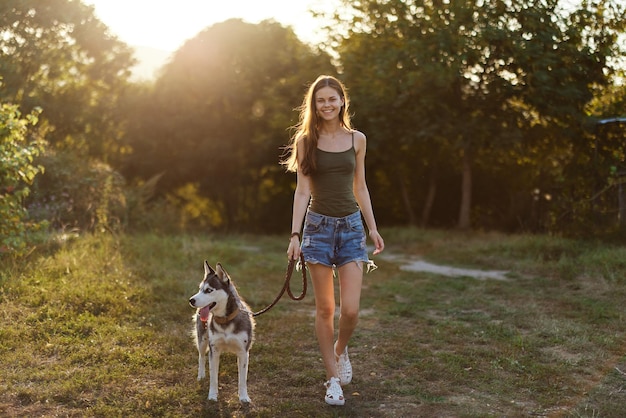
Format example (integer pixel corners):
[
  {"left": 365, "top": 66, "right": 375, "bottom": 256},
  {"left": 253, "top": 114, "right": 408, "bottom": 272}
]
[{"left": 353, "top": 131, "right": 384, "bottom": 255}]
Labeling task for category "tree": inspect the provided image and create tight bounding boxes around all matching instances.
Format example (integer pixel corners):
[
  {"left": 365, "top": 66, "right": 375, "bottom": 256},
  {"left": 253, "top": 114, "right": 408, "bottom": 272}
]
[
  {"left": 0, "top": 0, "right": 135, "bottom": 161},
  {"left": 330, "top": 0, "right": 625, "bottom": 230},
  {"left": 582, "top": 82, "right": 626, "bottom": 231},
  {"left": 123, "top": 19, "right": 335, "bottom": 231}
]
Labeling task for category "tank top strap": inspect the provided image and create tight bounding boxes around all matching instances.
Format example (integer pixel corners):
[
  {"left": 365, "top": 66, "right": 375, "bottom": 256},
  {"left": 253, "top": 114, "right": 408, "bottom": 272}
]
[{"left": 351, "top": 131, "right": 354, "bottom": 148}]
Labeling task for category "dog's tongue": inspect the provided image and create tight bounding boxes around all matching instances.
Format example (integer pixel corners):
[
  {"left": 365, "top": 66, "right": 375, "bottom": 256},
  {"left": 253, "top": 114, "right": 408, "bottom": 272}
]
[{"left": 199, "top": 305, "right": 211, "bottom": 321}]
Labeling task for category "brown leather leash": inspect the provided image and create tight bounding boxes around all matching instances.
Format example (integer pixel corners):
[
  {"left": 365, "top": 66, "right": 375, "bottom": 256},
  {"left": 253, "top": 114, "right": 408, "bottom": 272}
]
[{"left": 252, "top": 253, "right": 307, "bottom": 317}]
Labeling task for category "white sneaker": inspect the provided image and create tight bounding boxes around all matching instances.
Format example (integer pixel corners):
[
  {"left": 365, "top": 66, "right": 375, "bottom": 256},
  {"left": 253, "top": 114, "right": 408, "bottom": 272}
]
[
  {"left": 334, "top": 342, "right": 352, "bottom": 385},
  {"left": 324, "top": 376, "right": 345, "bottom": 406}
]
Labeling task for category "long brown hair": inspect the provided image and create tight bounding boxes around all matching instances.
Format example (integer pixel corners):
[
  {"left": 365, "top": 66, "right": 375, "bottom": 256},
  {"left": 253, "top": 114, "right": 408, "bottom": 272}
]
[{"left": 281, "top": 75, "right": 352, "bottom": 175}]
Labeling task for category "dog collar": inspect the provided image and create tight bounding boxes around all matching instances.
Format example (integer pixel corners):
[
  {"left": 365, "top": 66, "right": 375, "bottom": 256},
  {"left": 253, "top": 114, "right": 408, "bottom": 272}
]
[{"left": 212, "top": 308, "right": 240, "bottom": 325}]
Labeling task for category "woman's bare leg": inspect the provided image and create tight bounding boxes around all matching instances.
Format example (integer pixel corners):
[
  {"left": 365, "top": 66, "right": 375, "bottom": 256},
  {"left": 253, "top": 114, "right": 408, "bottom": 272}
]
[
  {"left": 335, "top": 261, "right": 363, "bottom": 356},
  {"left": 309, "top": 263, "right": 339, "bottom": 379}
]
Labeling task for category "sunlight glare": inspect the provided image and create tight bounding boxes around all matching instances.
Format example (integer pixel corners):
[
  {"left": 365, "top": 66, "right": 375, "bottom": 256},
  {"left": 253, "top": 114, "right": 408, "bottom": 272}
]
[{"left": 85, "top": 0, "right": 333, "bottom": 51}]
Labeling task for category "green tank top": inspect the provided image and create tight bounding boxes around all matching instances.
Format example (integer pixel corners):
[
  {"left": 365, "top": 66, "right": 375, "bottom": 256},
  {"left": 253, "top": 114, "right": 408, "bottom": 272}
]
[{"left": 309, "top": 134, "right": 358, "bottom": 217}]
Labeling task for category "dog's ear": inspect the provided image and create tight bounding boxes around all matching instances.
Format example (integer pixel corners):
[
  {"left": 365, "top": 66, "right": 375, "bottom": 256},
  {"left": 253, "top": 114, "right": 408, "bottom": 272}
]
[
  {"left": 215, "top": 263, "right": 230, "bottom": 284},
  {"left": 204, "top": 260, "right": 215, "bottom": 276}
]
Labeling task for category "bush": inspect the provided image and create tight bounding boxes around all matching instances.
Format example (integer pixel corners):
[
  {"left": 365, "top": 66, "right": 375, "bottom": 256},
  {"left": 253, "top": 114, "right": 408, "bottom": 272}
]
[
  {"left": 28, "top": 150, "right": 126, "bottom": 232},
  {"left": 123, "top": 173, "right": 186, "bottom": 234},
  {"left": 0, "top": 104, "right": 47, "bottom": 255}
]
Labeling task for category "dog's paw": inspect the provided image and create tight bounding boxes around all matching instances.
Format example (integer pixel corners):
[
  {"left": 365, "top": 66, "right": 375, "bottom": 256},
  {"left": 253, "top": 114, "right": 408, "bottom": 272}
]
[
  {"left": 208, "top": 391, "right": 218, "bottom": 401},
  {"left": 239, "top": 395, "right": 251, "bottom": 403},
  {"left": 197, "top": 373, "right": 205, "bottom": 381}
]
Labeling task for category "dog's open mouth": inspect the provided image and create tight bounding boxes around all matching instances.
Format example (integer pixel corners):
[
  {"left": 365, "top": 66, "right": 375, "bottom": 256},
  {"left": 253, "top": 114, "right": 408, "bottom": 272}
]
[{"left": 199, "top": 302, "right": 217, "bottom": 321}]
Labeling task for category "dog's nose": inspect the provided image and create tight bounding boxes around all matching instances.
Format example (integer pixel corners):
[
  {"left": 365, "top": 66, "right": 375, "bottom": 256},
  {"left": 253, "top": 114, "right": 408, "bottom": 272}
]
[{"left": 189, "top": 298, "right": 196, "bottom": 307}]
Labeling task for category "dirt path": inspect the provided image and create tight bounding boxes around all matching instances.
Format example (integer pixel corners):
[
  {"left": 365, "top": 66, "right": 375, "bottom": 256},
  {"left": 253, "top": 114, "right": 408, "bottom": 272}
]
[{"left": 378, "top": 253, "right": 509, "bottom": 281}]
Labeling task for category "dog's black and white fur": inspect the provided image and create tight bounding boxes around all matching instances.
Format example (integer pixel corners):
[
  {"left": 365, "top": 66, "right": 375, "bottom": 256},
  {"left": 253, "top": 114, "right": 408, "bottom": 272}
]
[{"left": 188, "top": 261, "right": 255, "bottom": 403}]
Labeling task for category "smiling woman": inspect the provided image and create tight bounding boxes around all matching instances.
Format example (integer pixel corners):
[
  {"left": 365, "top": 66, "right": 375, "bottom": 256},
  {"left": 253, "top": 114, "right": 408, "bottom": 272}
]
[{"left": 84, "top": 0, "right": 330, "bottom": 51}]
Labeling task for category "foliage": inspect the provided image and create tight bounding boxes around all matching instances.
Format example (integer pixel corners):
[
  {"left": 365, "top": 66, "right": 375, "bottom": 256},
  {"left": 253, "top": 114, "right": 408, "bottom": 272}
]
[
  {"left": 0, "top": 229, "right": 625, "bottom": 416},
  {"left": 0, "top": 104, "right": 47, "bottom": 254},
  {"left": 120, "top": 19, "right": 335, "bottom": 232},
  {"left": 27, "top": 150, "right": 126, "bottom": 232},
  {"left": 0, "top": 0, "right": 135, "bottom": 160},
  {"left": 587, "top": 81, "right": 626, "bottom": 119},
  {"left": 329, "top": 0, "right": 626, "bottom": 233},
  {"left": 122, "top": 172, "right": 177, "bottom": 233},
  {"left": 3, "top": 1, "right": 626, "bottom": 238}
]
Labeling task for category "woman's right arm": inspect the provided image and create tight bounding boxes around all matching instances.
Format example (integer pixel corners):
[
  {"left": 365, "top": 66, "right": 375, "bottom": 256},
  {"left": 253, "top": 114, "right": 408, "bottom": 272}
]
[{"left": 288, "top": 169, "right": 311, "bottom": 260}]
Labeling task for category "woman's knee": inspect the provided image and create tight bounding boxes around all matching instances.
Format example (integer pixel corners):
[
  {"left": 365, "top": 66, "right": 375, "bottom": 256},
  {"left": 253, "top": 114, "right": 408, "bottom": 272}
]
[
  {"left": 316, "top": 303, "right": 335, "bottom": 320},
  {"left": 340, "top": 308, "right": 359, "bottom": 325}
]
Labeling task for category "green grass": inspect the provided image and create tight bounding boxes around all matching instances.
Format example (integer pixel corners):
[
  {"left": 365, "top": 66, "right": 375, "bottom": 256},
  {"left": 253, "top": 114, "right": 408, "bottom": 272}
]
[{"left": 1, "top": 228, "right": 625, "bottom": 417}]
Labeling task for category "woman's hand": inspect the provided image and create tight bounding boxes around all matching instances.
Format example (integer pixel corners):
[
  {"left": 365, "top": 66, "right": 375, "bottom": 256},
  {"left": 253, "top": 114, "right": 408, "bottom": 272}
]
[
  {"left": 369, "top": 230, "right": 385, "bottom": 255},
  {"left": 287, "top": 235, "right": 301, "bottom": 261}
]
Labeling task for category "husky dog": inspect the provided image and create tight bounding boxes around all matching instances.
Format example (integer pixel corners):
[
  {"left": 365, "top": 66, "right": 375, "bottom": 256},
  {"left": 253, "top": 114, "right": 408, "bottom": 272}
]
[{"left": 188, "top": 261, "right": 255, "bottom": 403}]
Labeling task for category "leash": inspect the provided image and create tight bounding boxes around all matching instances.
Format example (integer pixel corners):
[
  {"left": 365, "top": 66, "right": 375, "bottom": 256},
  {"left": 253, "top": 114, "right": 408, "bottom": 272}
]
[{"left": 252, "top": 253, "right": 307, "bottom": 317}]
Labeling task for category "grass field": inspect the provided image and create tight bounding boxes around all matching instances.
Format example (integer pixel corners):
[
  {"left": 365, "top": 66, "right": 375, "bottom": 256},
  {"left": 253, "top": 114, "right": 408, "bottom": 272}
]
[{"left": 1, "top": 228, "right": 625, "bottom": 417}]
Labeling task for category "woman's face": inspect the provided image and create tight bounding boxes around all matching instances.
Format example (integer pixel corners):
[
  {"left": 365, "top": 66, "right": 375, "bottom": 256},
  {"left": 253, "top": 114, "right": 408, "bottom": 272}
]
[{"left": 314, "top": 86, "right": 343, "bottom": 122}]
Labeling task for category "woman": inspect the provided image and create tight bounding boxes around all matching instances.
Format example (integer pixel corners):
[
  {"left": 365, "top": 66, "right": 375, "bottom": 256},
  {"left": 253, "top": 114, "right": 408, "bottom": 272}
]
[{"left": 282, "top": 75, "right": 384, "bottom": 406}]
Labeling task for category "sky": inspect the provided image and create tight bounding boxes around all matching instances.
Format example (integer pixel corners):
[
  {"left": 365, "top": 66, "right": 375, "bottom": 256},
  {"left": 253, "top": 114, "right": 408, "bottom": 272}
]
[{"left": 84, "top": 0, "right": 335, "bottom": 52}]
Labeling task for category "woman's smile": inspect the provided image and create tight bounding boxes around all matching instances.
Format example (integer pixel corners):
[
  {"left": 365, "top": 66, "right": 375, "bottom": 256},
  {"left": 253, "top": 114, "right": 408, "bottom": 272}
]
[{"left": 315, "top": 86, "right": 343, "bottom": 120}]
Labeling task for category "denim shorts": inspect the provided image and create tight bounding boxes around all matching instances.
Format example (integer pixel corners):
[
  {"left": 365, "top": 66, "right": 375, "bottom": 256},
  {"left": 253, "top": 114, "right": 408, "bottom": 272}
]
[{"left": 301, "top": 210, "right": 369, "bottom": 268}]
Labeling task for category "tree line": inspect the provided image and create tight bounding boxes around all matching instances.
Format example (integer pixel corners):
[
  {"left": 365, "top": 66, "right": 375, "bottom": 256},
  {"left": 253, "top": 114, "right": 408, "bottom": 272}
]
[{"left": 1, "top": 0, "right": 625, "bottom": 251}]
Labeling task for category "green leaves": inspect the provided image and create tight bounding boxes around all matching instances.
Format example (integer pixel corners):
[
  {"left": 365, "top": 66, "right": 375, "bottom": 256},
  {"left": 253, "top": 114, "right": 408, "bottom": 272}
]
[
  {"left": 0, "top": 104, "right": 47, "bottom": 255},
  {"left": 0, "top": 0, "right": 135, "bottom": 159},
  {"left": 333, "top": 0, "right": 625, "bottom": 232}
]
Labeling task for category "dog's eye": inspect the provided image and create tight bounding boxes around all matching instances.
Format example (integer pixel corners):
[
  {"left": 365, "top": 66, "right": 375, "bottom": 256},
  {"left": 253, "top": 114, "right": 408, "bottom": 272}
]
[{"left": 203, "top": 288, "right": 213, "bottom": 294}]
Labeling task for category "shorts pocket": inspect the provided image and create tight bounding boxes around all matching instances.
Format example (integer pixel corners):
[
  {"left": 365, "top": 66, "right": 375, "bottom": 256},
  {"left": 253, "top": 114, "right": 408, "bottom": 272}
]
[
  {"left": 348, "top": 217, "right": 364, "bottom": 233},
  {"left": 304, "top": 211, "right": 323, "bottom": 234}
]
